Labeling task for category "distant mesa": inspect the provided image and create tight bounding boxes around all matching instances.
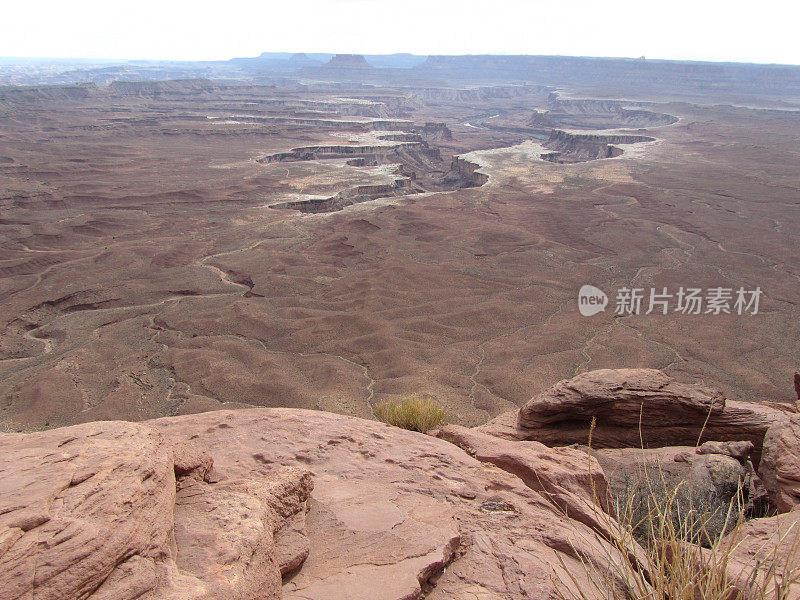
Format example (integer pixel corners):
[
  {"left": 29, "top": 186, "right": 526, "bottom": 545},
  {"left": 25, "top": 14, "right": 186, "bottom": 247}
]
[
  {"left": 324, "top": 54, "right": 373, "bottom": 69},
  {"left": 228, "top": 52, "right": 325, "bottom": 72},
  {"left": 287, "top": 53, "right": 318, "bottom": 67}
]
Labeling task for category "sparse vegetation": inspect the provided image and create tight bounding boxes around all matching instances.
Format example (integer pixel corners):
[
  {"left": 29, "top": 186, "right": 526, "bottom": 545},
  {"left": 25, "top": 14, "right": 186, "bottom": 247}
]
[
  {"left": 372, "top": 395, "right": 447, "bottom": 433},
  {"left": 615, "top": 467, "right": 743, "bottom": 548},
  {"left": 552, "top": 421, "right": 800, "bottom": 600},
  {"left": 555, "top": 495, "right": 799, "bottom": 600}
]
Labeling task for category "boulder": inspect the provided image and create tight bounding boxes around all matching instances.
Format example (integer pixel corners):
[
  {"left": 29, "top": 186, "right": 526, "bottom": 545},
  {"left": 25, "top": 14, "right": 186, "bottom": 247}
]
[
  {"left": 696, "top": 440, "right": 754, "bottom": 462},
  {"left": 519, "top": 369, "right": 726, "bottom": 428},
  {"left": 689, "top": 454, "right": 748, "bottom": 503},
  {"left": 759, "top": 414, "right": 800, "bottom": 512},
  {"left": 594, "top": 446, "right": 697, "bottom": 493},
  {"left": 594, "top": 445, "right": 757, "bottom": 517},
  {"left": 482, "top": 369, "right": 786, "bottom": 464}
]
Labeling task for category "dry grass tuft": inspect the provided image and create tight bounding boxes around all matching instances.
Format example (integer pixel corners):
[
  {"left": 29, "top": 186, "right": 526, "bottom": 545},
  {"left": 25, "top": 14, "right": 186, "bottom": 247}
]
[
  {"left": 552, "top": 420, "right": 800, "bottom": 600},
  {"left": 373, "top": 395, "right": 447, "bottom": 433},
  {"left": 616, "top": 468, "right": 743, "bottom": 549}
]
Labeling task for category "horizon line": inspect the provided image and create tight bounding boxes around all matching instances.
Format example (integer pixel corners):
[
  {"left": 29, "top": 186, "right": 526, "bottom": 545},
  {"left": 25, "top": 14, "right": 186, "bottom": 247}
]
[{"left": 2, "top": 52, "right": 800, "bottom": 69}]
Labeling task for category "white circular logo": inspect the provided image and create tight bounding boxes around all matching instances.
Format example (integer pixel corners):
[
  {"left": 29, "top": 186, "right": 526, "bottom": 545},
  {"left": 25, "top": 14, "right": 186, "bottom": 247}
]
[{"left": 578, "top": 285, "right": 608, "bottom": 316}]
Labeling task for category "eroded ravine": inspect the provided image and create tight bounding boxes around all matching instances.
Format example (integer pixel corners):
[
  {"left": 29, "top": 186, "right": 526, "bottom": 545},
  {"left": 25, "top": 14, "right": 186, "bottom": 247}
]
[{"left": 258, "top": 94, "right": 674, "bottom": 213}]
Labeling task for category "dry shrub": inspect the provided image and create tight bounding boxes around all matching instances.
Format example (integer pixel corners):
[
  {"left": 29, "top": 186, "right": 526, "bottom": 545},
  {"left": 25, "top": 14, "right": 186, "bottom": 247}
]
[
  {"left": 552, "top": 421, "right": 800, "bottom": 600},
  {"left": 616, "top": 467, "right": 743, "bottom": 549},
  {"left": 372, "top": 395, "right": 447, "bottom": 433}
]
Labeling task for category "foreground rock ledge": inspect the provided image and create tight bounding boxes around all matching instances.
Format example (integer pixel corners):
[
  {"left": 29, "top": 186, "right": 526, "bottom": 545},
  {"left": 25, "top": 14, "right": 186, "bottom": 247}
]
[
  {"left": 2, "top": 408, "right": 639, "bottom": 600},
  {"left": 3, "top": 372, "right": 797, "bottom": 600}
]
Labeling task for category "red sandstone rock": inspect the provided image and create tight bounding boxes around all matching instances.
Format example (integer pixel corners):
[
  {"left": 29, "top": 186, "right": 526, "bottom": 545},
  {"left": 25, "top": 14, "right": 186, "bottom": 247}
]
[
  {"left": 761, "top": 401, "right": 798, "bottom": 414},
  {"left": 4, "top": 401, "right": 793, "bottom": 600},
  {"left": 274, "top": 512, "right": 310, "bottom": 577},
  {"left": 171, "top": 469, "right": 312, "bottom": 600},
  {"left": 149, "top": 409, "right": 645, "bottom": 600},
  {"left": 718, "top": 507, "right": 800, "bottom": 600},
  {"left": 0, "top": 408, "right": 652, "bottom": 600},
  {"left": 482, "top": 369, "right": 786, "bottom": 464},
  {"left": 0, "top": 422, "right": 177, "bottom": 600},
  {"left": 759, "top": 414, "right": 800, "bottom": 512},
  {"left": 437, "top": 424, "right": 612, "bottom": 530},
  {"left": 519, "top": 368, "right": 725, "bottom": 427},
  {"left": 0, "top": 419, "right": 312, "bottom": 600}
]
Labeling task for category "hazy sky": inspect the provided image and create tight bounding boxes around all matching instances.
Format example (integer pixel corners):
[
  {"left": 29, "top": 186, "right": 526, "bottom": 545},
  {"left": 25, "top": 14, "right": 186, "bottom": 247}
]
[{"left": 2, "top": 0, "right": 799, "bottom": 65}]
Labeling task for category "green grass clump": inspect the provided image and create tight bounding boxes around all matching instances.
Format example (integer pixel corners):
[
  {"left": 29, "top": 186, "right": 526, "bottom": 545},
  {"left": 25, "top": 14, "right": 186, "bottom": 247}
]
[{"left": 373, "top": 395, "right": 447, "bottom": 433}]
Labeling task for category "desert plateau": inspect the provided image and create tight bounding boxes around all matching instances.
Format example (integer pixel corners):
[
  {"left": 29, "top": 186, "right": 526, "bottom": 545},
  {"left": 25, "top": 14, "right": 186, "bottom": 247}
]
[
  {"left": 2, "top": 55, "right": 800, "bottom": 429},
  {"left": 1, "top": 38, "right": 800, "bottom": 600}
]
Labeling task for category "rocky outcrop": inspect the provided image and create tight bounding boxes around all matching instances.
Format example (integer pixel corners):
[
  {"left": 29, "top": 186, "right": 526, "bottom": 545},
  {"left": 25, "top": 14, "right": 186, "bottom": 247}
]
[
  {"left": 716, "top": 506, "right": 800, "bottom": 600},
  {"left": 417, "top": 122, "right": 453, "bottom": 141},
  {"left": 518, "top": 368, "right": 725, "bottom": 430},
  {"left": 2, "top": 370, "right": 795, "bottom": 599},
  {"left": 481, "top": 369, "right": 788, "bottom": 464},
  {"left": 450, "top": 156, "right": 489, "bottom": 186},
  {"left": 0, "top": 420, "right": 312, "bottom": 600},
  {"left": 210, "top": 116, "right": 407, "bottom": 130},
  {"left": 260, "top": 142, "right": 430, "bottom": 163},
  {"left": 437, "top": 425, "right": 611, "bottom": 531},
  {"left": 323, "top": 54, "right": 373, "bottom": 69},
  {"left": 410, "top": 84, "right": 543, "bottom": 103},
  {"left": 0, "top": 422, "right": 176, "bottom": 600},
  {"left": 760, "top": 414, "right": 800, "bottom": 512},
  {"left": 544, "top": 98, "right": 679, "bottom": 129},
  {"left": 272, "top": 177, "right": 418, "bottom": 213},
  {"left": 540, "top": 130, "right": 654, "bottom": 163},
  {"left": 297, "top": 54, "right": 382, "bottom": 82},
  {"left": 595, "top": 441, "right": 768, "bottom": 520},
  {"left": 107, "top": 79, "right": 224, "bottom": 98},
  {"left": 0, "top": 83, "right": 100, "bottom": 106},
  {"left": 1, "top": 408, "right": 645, "bottom": 600},
  {"left": 265, "top": 139, "right": 486, "bottom": 212}
]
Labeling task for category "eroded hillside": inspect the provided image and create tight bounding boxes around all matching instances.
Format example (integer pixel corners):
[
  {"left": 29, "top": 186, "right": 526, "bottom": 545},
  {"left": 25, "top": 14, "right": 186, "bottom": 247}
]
[{"left": 1, "top": 71, "right": 799, "bottom": 430}]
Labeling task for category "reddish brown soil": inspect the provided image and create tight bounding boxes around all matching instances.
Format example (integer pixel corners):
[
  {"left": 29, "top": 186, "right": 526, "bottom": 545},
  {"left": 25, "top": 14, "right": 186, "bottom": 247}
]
[{"left": 1, "top": 79, "right": 798, "bottom": 430}]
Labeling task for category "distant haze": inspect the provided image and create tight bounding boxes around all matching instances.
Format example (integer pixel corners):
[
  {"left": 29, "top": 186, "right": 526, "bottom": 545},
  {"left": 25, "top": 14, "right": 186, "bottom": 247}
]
[{"left": 2, "top": 0, "right": 798, "bottom": 66}]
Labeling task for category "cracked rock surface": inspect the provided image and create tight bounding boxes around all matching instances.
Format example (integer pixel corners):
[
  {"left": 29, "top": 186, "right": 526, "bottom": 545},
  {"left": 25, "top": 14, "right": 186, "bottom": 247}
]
[{"left": 2, "top": 407, "right": 637, "bottom": 600}]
